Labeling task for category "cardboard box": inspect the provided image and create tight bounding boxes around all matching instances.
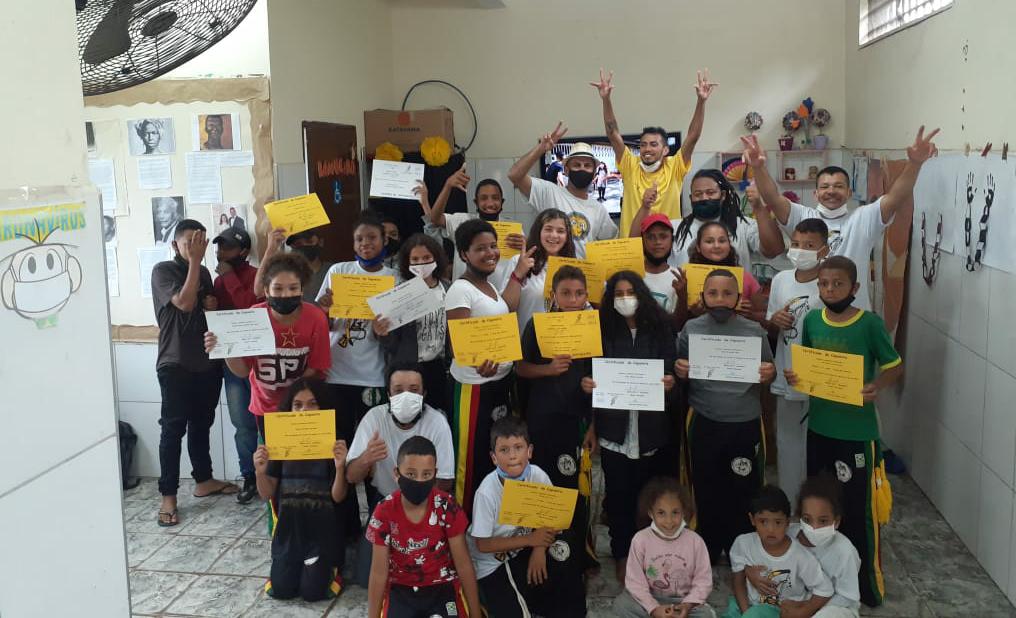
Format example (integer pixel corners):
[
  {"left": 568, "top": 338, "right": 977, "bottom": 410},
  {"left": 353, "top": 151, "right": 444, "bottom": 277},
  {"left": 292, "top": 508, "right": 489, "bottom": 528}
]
[{"left": 364, "top": 108, "right": 454, "bottom": 154}]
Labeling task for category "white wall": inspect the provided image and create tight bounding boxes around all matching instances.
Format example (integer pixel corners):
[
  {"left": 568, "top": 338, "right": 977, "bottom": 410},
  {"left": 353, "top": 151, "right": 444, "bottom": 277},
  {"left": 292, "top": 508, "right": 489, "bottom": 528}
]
[
  {"left": 267, "top": 0, "right": 395, "bottom": 165},
  {"left": 162, "top": 0, "right": 271, "bottom": 78},
  {"left": 0, "top": 1, "right": 130, "bottom": 616},
  {"left": 845, "top": 1, "right": 1016, "bottom": 604},
  {"left": 389, "top": 0, "right": 847, "bottom": 159}
]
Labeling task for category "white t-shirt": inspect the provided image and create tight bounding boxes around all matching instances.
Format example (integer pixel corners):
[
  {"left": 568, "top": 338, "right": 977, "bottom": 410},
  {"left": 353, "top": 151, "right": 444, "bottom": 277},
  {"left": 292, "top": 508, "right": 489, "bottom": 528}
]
[
  {"left": 527, "top": 178, "right": 618, "bottom": 258},
  {"left": 416, "top": 282, "right": 448, "bottom": 362},
  {"left": 445, "top": 279, "right": 514, "bottom": 383},
  {"left": 787, "top": 524, "right": 861, "bottom": 611},
  {"left": 780, "top": 200, "right": 889, "bottom": 311},
  {"left": 498, "top": 254, "right": 550, "bottom": 333},
  {"left": 766, "top": 269, "right": 822, "bottom": 400},
  {"left": 643, "top": 268, "right": 679, "bottom": 313},
  {"left": 467, "top": 465, "right": 553, "bottom": 579},
  {"left": 426, "top": 212, "right": 516, "bottom": 285},
  {"left": 346, "top": 403, "right": 454, "bottom": 497},
  {"left": 317, "top": 261, "right": 396, "bottom": 386},
  {"left": 668, "top": 216, "right": 757, "bottom": 271},
  {"left": 729, "top": 532, "right": 833, "bottom": 606}
]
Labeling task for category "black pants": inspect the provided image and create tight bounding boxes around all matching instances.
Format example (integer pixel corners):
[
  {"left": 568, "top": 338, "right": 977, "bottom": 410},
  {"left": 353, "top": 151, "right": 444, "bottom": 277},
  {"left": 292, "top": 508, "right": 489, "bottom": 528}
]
[
  {"left": 385, "top": 582, "right": 464, "bottom": 617},
  {"left": 478, "top": 547, "right": 585, "bottom": 618},
  {"left": 686, "top": 412, "right": 764, "bottom": 559},
  {"left": 326, "top": 383, "right": 386, "bottom": 432},
  {"left": 418, "top": 356, "right": 450, "bottom": 414},
  {"left": 808, "top": 430, "right": 884, "bottom": 607},
  {"left": 600, "top": 447, "right": 668, "bottom": 560},
  {"left": 268, "top": 556, "right": 334, "bottom": 602},
  {"left": 157, "top": 364, "right": 223, "bottom": 496}
]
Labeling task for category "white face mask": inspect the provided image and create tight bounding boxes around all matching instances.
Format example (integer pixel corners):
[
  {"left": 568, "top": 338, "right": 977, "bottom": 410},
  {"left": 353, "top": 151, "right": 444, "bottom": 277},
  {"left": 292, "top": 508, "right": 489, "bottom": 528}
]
[
  {"left": 787, "top": 248, "right": 822, "bottom": 271},
  {"left": 639, "top": 158, "right": 663, "bottom": 173},
  {"left": 800, "top": 521, "right": 837, "bottom": 547},
  {"left": 816, "top": 204, "right": 848, "bottom": 219},
  {"left": 650, "top": 518, "right": 686, "bottom": 540},
  {"left": 389, "top": 391, "right": 424, "bottom": 424},
  {"left": 408, "top": 261, "right": 437, "bottom": 279},
  {"left": 614, "top": 296, "right": 639, "bottom": 317}
]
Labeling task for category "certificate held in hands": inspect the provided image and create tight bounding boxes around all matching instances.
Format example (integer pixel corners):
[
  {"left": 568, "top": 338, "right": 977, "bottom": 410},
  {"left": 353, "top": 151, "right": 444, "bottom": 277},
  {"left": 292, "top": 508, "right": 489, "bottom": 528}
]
[
  {"left": 790, "top": 344, "right": 865, "bottom": 406},
  {"left": 329, "top": 274, "right": 395, "bottom": 319},
  {"left": 688, "top": 334, "right": 762, "bottom": 383},
  {"left": 498, "top": 480, "right": 578, "bottom": 530},
  {"left": 366, "top": 276, "right": 443, "bottom": 330},
  {"left": 264, "top": 193, "right": 330, "bottom": 236},
  {"left": 205, "top": 308, "right": 277, "bottom": 359},
  {"left": 369, "top": 160, "right": 426, "bottom": 200},
  {"left": 448, "top": 313, "right": 523, "bottom": 366},
  {"left": 533, "top": 310, "right": 602, "bottom": 359},
  {"left": 585, "top": 237, "right": 645, "bottom": 278},
  {"left": 489, "top": 221, "right": 524, "bottom": 259},
  {"left": 543, "top": 256, "right": 606, "bottom": 303},
  {"left": 682, "top": 264, "right": 743, "bottom": 307},
  {"left": 264, "top": 409, "right": 336, "bottom": 460},
  {"left": 592, "top": 358, "right": 665, "bottom": 411}
]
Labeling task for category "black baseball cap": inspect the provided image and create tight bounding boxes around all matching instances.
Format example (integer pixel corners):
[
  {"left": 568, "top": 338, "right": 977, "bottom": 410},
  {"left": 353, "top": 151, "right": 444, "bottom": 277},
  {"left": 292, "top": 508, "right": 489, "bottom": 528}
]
[
  {"left": 213, "top": 228, "right": 251, "bottom": 250},
  {"left": 285, "top": 228, "right": 323, "bottom": 246}
]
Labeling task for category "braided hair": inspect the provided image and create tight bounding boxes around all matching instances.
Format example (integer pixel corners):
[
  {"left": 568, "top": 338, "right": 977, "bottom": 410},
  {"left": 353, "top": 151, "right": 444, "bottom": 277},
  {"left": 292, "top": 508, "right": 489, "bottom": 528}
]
[{"left": 674, "top": 168, "right": 748, "bottom": 249}]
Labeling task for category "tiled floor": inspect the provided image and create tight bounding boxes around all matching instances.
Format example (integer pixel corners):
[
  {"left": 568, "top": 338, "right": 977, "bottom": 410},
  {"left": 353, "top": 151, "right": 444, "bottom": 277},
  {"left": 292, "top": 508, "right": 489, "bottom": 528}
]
[{"left": 125, "top": 473, "right": 1016, "bottom": 617}]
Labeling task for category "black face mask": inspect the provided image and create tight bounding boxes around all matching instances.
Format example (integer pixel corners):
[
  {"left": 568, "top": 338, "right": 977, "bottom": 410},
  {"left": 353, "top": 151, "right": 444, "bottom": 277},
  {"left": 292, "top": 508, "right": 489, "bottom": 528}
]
[
  {"left": 822, "top": 294, "right": 855, "bottom": 314},
  {"left": 293, "top": 245, "right": 322, "bottom": 262},
  {"left": 702, "top": 294, "right": 739, "bottom": 323},
  {"left": 691, "top": 198, "right": 723, "bottom": 219},
  {"left": 644, "top": 250, "right": 669, "bottom": 267},
  {"left": 478, "top": 210, "right": 500, "bottom": 222},
  {"left": 568, "top": 169, "right": 594, "bottom": 190},
  {"left": 227, "top": 256, "right": 247, "bottom": 270},
  {"left": 398, "top": 475, "right": 436, "bottom": 505},
  {"left": 385, "top": 239, "right": 401, "bottom": 256},
  {"left": 268, "top": 295, "right": 301, "bottom": 315}
]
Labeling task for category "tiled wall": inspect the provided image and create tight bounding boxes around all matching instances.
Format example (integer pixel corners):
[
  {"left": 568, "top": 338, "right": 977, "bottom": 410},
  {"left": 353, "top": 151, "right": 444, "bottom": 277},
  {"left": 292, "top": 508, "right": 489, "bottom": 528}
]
[{"left": 879, "top": 245, "right": 1016, "bottom": 604}]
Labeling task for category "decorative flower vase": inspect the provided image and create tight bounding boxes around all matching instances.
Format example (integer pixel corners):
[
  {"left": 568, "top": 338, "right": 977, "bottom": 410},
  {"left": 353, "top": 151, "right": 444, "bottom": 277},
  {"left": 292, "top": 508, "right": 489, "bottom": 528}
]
[
  {"left": 813, "top": 135, "right": 829, "bottom": 150},
  {"left": 778, "top": 136, "right": 794, "bottom": 151}
]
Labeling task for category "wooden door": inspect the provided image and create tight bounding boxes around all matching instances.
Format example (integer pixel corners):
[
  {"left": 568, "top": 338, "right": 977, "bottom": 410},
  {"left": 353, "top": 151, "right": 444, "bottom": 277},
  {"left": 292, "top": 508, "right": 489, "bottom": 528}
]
[{"left": 303, "top": 121, "right": 360, "bottom": 263}]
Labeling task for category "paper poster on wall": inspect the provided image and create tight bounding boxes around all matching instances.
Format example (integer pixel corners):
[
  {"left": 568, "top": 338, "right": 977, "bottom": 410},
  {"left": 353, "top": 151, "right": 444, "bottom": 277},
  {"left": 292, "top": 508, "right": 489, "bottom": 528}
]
[
  {"left": 138, "top": 246, "right": 172, "bottom": 298},
  {"left": 912, "top": 154, "right": 961, "bottom": 255},
  {"left": 193, "top": 113, "right": 240, "bottom": 152},
  {"left": 127, "top": 118, "right": 176, "bottom": 156},
  {"left": 956, "top": 156, "right": 1016, "bottom": 273},
  {"left": 151, "top": 196, "right": 185, "bottom": 245},
  {"left": 185, "top": 152, "right": 224, "bottom": 204},
  {"left": 87, "top": 159, "right": 118, "bottom": 213},
  {"left": 217, "top": 150, "right": 254, "bottom": 167},
  {"left": 0, "top": 202, "right": 86, "bottom": 329},
  {"left": 105, "top": 244, "right": 119, "bottom": 297},
  {"left": 211, "top": 204, "right": 248, "bottom": 234},
  {"left": 137, "top": 156, "right": 172, "bottom": 190}
]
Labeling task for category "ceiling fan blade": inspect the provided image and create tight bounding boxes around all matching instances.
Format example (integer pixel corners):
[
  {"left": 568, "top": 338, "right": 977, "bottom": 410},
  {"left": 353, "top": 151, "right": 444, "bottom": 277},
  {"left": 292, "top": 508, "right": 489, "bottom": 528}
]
[{"left": 82, "top": 0, "right": 137, "bottom": 66}]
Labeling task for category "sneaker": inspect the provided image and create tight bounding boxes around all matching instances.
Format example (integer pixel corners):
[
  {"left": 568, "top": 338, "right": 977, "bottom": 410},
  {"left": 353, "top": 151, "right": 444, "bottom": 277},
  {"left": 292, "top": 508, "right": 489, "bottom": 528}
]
[{"left": 236, "top": 476, "right": 257, "bottom": 504}]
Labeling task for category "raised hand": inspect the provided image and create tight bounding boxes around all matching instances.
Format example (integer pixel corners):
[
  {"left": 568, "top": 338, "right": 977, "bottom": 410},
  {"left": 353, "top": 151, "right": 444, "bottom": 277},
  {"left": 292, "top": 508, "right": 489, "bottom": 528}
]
[
  {"left": 445, "top": 165, "right": 470, "bottom": 192},
  {"left": 906, "top": 125, "right": 940, "bottom": 164},
  {"left": 740, "top": 134, "right": 767, "bottom": 169},
  {"left": 186, "top": 230, "right": 208, "bottom": 263},
  {"left": 514, "top": 246, "right": 537, "bottom": 279},
  {"left": 693, "top": 68, "right": 719, "bottom": 101},
  {"left": 670, "top": 268, "right": 686, "bottom": 295},
  {"left": 589, "top": 68, "right": 615, "bottom": 99},
  {"left": 538, "top": 122, "right": 568, "bottom": 154},
  {"left": 642, "top": 182, "right": 659, "bottom": 210}
]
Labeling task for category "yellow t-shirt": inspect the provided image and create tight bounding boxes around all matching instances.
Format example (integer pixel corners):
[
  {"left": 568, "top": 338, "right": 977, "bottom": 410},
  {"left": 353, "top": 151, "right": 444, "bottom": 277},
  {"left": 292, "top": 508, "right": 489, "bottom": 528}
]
[{"left": 618, "top": 147, "right": 691, "bottom": 236}]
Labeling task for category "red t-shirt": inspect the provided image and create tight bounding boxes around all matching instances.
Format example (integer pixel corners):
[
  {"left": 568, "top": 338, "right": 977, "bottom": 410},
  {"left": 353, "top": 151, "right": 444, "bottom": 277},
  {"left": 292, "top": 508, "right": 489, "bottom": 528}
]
[
  {"left": 246, "top": 301, "right": 332, "bottom": 415},
  {"left": 365, "top": 488, "right": 468, "bottom": 588},
  {"left": 212, "top": 261, "right": 259, "bottom": 310}
]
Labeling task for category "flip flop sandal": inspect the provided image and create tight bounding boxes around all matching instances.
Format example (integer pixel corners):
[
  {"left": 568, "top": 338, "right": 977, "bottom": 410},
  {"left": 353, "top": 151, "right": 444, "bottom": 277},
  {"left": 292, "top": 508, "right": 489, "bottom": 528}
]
[
  {"left": 157, "top": 510, "right": 179, "bottom": 527},
  {"left": 192, "top": 483, "right": 239, "bottom": 498}
]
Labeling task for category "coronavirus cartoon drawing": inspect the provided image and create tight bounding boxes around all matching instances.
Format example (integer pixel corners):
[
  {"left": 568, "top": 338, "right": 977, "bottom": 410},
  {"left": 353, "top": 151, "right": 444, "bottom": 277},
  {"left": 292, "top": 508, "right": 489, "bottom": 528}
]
[{"left": 1, "top": 220, "right": 83, "bottom": 329}]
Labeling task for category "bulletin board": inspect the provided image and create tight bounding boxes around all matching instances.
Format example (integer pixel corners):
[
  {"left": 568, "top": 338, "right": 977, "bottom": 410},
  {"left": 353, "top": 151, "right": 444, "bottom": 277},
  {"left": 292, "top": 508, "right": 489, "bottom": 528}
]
[{"left": 84, "top": 78, "right": 273, "bottom": 332}]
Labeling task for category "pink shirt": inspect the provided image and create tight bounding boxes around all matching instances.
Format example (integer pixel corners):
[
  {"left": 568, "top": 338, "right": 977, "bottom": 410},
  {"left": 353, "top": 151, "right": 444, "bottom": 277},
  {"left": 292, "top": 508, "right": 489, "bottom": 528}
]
[{"left": 625, "top": 526, "right": 713, "bottom": 612}]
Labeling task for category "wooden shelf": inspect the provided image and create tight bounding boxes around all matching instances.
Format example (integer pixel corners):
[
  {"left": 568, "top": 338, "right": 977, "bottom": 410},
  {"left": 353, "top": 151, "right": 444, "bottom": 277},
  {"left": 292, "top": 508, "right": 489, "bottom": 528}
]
[{"left": 776, "top": 149, "right": 829, "bottom": 155}]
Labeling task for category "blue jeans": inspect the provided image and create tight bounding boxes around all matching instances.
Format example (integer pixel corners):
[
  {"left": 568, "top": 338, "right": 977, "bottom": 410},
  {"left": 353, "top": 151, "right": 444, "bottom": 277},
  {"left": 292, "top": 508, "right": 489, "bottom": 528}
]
[{"left": 223, "top": 369, "right": 256, "bottom": 479}]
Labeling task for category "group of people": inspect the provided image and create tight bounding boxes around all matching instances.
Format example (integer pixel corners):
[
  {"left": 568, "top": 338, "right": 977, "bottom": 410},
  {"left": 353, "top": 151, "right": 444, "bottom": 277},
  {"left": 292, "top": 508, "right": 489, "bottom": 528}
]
[{"left": 148, "top": 68, "right": 940, "bottom": 617}]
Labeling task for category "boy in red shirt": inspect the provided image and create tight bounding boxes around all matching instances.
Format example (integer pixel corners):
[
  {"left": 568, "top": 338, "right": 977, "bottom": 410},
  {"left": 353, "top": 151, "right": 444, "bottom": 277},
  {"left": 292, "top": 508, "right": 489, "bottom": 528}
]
[{"left": 366, "top": 436, "right": 481, "bottom": 617}]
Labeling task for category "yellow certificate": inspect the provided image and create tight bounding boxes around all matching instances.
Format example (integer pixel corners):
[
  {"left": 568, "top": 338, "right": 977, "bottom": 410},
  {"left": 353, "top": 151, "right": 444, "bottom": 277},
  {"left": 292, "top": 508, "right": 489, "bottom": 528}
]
[
  {"left": 533, "top": 310, "right": 602, "bottom": 359},
  {"left": 490, "top": 221, "right": 524, "bottom": 259},
  {"left": 543, "top": 256, "right": 606, "bottom": 304},
  {"left": 498, "top": 479, "right": 578, "bottom": 530},
  {"left": 264, "top": 410, "right": 336, "bottom": 460},
  {"left": 790, "top": 344, "right": 865, "bottom": 406},
  {"left": 682, "top": 264, "right": 744, "bottom": 307},
  {"left": 448, "top": 313, "right": 524, "bottom": 365},
  {"left": 329, "top": 274, "right": 395, "bottom": 319},
  {"left": 585, "top": 237, "right": 645, "bottom": 279},
  {"left": 264, "top": 193, "right": 330, "bottom": 236}
]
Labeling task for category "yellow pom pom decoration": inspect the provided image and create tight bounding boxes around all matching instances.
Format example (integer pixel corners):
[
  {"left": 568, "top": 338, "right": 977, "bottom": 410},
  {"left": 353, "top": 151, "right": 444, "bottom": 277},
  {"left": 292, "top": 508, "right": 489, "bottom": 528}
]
[
  {"left": 420, "top": 136, "right": 452, "bottom": 167},
  {"left": 375, "top": 142, "right": 403, "bottom": 162}
]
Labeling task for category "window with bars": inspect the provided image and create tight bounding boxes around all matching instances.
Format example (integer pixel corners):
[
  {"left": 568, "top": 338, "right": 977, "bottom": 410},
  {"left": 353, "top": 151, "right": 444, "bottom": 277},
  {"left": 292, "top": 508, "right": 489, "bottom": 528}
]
[{"left": 859, "top": 0, "right": 953, "bottom": 46}]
